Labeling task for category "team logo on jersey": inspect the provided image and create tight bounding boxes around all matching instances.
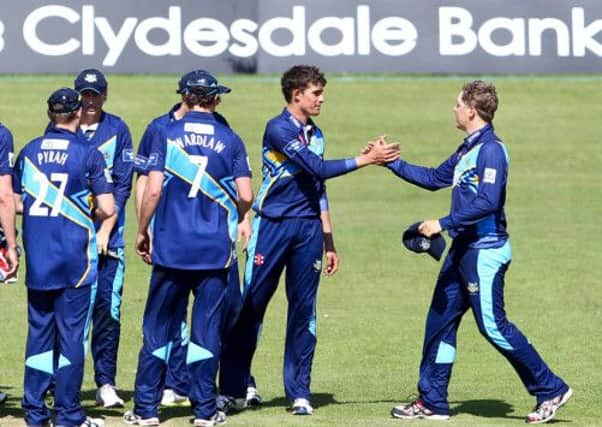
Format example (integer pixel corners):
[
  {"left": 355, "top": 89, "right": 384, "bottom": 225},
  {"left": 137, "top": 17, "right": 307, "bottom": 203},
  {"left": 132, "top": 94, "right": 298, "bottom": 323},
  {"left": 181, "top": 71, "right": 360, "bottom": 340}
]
[
  {"left": 313, "top": 259, "right": 322, "bottom": 271},
  {"left": 122, "top": 149, "right": 134, "bottom": 162},
  {"left": 467, "top": 282, "right": 479, "bottom": 293},
  {"left": 419, "top": 239, "right": 431, "bottom": 251},
  {"left": 84, "top": 73, "right": 98, "bottom": 83},
  {"left": 254, "top": 253, "right": 264, "bottom": 266},
  {"left": 483, "top": 167, "right": 497, "bottom": 184}
]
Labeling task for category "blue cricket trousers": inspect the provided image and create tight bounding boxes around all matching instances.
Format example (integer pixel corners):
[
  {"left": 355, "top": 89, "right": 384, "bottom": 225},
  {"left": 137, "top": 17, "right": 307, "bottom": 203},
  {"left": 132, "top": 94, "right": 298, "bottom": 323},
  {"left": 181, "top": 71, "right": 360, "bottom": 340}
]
[
  {"left": 23, "top": 286, "right": 94, "bottom": 427},
  {"left": 418, "top": 240, "right": 569, "bottom": 415},
  {"left": 165, "top": 263, "right": 242, "bottom": 397},
  {"left": 220, "top": 216, "right": 323, "bottom": 402},
  {"left": 91, "top": 249, "right": 125, "bottom": 387},
  {"left": 132, "top": 265, "right": 228, "bottom": 420}
]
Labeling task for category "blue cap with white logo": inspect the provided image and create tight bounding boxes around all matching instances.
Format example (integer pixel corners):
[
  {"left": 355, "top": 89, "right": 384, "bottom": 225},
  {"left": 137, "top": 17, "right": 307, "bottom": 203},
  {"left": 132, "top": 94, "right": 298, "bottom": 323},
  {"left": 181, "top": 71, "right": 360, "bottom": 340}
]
[
  {"left": 47, "top": 88, "right": 81, "bottom": 114},
  {"left": 402, "top": 222, "right": 446, "bottom": 261},
  {"left": 177, "top": 70, "right": 231, "bottom": 96},
  {"left": 74, "top": 68, "right": 108, "bottom": 95}
]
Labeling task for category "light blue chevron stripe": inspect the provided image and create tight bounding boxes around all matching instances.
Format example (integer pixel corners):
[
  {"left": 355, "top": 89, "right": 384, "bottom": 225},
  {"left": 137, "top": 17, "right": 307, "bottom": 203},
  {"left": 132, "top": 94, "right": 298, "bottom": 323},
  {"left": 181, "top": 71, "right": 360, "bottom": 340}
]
[
  {"left": 186, "top": 342, "right": 214, "bottom": 365},
  {"left": 152, "top": 342, "right": 174, "bottom": 363},
  {"left": 435, "top": 341, "right": 456, "bottom": 364},
  {"left": 165, "top": 142, "right": 238, "bottom": 241},
  {"left": 25, "top": 350, "right": 54, "bottom": 375},
  {"left": 58, "top": 354, "right": 71, "bottom": 369},
  {"left": 97, "top": 136, "right": 117, "bottom": 169}
]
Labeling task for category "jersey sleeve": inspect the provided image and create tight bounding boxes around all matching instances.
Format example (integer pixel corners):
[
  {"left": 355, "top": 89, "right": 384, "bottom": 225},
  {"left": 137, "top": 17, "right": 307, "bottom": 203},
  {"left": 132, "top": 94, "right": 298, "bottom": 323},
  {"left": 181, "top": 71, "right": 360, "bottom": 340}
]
[
  {"left": 386, "top": 151, "right": 456, "bottom": 191},
  {"left": 232, "top": 133, "right": 252, "bottom": 178},
  {"left": 266, "top": 122, "right": 357, "bottom": 180},
  {"left": 111, "top": 120, "right": 134, "bottom": 212},
  {"left": 0, "top": 128, "right": 14, "bottom": 176},
  {"left": 87, "top": 148, "right": 114, "bottom": 196},
  {"left": 12, "top": 150, "right": 23, "bottom": 194},
  {"left": 135, "top": 122, "right": 156, "bottom": 175},
  {"left": 439, "top": 142, "right": 508, "bottom": 230},
  {"left": 147, "top": 125, "right": 167, "bottom": 173}
]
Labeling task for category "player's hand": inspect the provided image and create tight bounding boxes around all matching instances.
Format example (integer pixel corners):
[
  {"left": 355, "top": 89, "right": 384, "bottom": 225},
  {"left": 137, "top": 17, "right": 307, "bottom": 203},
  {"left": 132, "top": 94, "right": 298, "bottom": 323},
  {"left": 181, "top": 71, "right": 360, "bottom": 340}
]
[
  {"left": 136, "top": 229, "right": 152, "bottom": 265},
  {"left": 237, "top": 216, "right": 252, "bottom": 250},
  {"left": 361, "top": 136, "right": 400, "bottom": 165},
  {"left": 324, "top": 250, "right": 339, "bottom": 276},
  {"left": 5, "top": 246, "right": 19, "bottom": 278},
  {"left": 418, "top": 220, "right": 442, "bottom": 238},
  {"left": 96, "top": 229, "right": 110, "bottom": 255}
]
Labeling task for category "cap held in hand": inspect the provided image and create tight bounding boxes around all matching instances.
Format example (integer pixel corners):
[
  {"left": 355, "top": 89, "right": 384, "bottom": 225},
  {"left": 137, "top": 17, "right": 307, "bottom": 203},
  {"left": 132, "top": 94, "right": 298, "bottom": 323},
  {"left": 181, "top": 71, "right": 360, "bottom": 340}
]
[{"left": 402, "top": 222, "right": 446, "bottom": 261}]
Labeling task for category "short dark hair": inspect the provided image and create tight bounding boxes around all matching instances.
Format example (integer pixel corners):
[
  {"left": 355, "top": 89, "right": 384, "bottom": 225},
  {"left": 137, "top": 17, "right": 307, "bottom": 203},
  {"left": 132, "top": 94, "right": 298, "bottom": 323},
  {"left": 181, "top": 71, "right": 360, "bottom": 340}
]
[
  {"left": 281, "top": 65, "right": 327, "bottom": 103},
  {"left": 183, "top": 91, "right": 219, "bottom": 109},
  {"left": 48, "top": 111, "right": 79, "bottom": 125},
  {"left": 461, "top": 80, "right": 498, "bottom": 122}
]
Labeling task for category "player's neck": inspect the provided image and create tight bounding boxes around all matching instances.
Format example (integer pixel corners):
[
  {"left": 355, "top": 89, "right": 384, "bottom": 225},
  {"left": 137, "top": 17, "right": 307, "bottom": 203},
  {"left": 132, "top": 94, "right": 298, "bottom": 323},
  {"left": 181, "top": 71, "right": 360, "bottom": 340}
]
[
  {"left": 286, "top": 105, "right": 309, "bottom": 125},
  {"left": 55, "top": 122, "right": 79, "bottom": 133},
  {"left": 190, "top": 105, "right": 214, "bottom": 114},
  {"left": 464, "top": 119, "right": 488, "bottom": 136}
]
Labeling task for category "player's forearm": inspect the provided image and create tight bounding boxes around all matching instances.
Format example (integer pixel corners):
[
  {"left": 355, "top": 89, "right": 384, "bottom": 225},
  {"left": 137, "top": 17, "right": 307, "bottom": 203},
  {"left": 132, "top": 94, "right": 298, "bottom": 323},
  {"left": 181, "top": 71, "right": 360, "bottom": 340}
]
[
  {"left": 320, "top": 210, "right": 336, "bottom": 252},
  {"left": 98, "top": 213, "right": 119, "bottom": 234},
  {"left": 135, "top": 175, "right": 148, "bottom": 220},
  {"left": 0, "top": 191, "right": 17, "bottom": 248},
  {"left": 138, "top": 191, "right": 160, "bottom": 233}
]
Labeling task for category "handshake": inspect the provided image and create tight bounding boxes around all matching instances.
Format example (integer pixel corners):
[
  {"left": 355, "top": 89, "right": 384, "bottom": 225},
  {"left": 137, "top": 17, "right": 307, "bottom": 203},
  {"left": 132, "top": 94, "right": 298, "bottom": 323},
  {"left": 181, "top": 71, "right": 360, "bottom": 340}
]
[{"left": 359, "top": 135, "right": 400, "bottom": 166}]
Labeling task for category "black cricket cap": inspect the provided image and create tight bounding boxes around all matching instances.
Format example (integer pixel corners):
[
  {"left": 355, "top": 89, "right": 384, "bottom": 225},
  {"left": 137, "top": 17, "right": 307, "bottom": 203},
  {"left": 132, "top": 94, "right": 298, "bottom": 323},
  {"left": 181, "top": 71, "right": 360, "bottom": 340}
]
[
  {"left": 74, "top": 68, "right": 108, "bottom": 95},
  {"left": 177, "top": 69, "right": 231, "bottom": 96},
  {"left": 402, "top": 222, "right": 446, "bottom": 261},
  {"left": 47, "top": 88, "right": 81, "bottom": 114}
]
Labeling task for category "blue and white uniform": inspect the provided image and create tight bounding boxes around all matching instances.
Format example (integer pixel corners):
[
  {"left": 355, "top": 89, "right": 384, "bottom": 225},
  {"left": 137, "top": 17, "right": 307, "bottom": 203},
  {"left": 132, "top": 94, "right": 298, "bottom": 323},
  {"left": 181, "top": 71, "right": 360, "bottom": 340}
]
[
  {"left": 387, "top": 123, "right": 569, "bottom": 415},
  {"left": 135, "top": 106, "right": 238, "bottom": 398},
  {"left": 220, "top": 108, "right": 358, "bottom": 402},
  {"left": 82, "top": 111, "right": 133, "bottom": 389},
  {"left": 14, "top": 126, "right": 112, "bottom": 427},
  {"left": 131, "top": 111, "right": 251, "bottom": 420}
]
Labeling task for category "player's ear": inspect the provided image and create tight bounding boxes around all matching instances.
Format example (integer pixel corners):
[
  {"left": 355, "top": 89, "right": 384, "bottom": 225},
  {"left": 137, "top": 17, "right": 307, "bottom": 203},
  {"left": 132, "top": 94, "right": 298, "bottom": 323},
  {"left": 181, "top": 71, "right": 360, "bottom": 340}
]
[{"left": 292, "top": 88, "right": 303, "bottom": 103}]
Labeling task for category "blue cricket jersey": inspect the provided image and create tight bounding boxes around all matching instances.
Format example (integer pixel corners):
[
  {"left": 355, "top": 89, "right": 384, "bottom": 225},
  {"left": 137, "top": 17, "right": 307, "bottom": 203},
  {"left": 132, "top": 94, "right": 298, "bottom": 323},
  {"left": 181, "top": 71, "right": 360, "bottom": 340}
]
[
  {"left": 83, "top": 112, "right": 133, "bottom": 249},
  {"left": 13, "top": 126, "right": 113, "bottom": 290},
  {"left": 135, "top": 104, "right": 230, "bottom": 175},
  {"left": 387, "top": 124, "right": 509, "bottom": 248},
  {"left": 254, "top": 108, "right": 356, "bottom": 219},
  {"left": 0, "top": 123, "right": 14, "bottom": 176},
  {"left": 147, "top": 111, "right": 251, "bottom": 270}
]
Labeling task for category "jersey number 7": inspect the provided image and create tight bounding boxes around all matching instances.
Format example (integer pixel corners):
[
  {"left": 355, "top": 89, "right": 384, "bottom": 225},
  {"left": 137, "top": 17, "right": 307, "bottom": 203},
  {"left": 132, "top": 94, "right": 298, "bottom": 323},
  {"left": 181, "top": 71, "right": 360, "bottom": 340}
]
[{"left": 188, "top": 155, "right": 208, "bottom": 198}]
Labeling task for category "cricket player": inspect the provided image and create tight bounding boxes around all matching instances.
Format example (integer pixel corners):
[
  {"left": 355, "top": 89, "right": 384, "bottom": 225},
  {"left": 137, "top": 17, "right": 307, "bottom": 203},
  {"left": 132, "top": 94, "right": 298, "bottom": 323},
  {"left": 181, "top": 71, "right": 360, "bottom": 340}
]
[
  {"left": 0, "top": 120, "right": 19, "bottom": 405},
  {"left": 14, "top": 87, "right": 114, "bottom": 427},
  {"left": 134, "top": 70, "right": 257, "bottom": 408},
  {"left": 218, "top": 65, "right": 399, "bottom": 416},
  {"left": 73, "top": 68, "right": 134, "bottom": 408},
  {"left": 124, "top": 70, "right": 253, "bottom": 426},
  {"left": 384, "top": 81, "right": 571, "bottom": 424}
]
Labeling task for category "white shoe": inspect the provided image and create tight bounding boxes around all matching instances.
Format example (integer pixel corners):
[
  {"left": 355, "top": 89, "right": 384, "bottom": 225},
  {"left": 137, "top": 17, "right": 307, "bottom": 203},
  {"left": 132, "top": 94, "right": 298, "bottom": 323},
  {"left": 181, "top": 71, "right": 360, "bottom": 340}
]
[
  {"left": 526, "top": 388, "right": 573, "bottom": 424},
  {"left": 96, "top": 384, "right": 124, "bottom": 408},
  {"left": 123, "top": 410, "right": 160, "bottom": 426},
  {"left": 80, "top": 417, "right": 105, "bottom": 427},
  {"left": 161, "top": 389, "right": 190, "bottom": 407},
  {"left": 291, "top": 398, "right": 313, "bottom": 415},
  {"left": 216, "top": 394, "right": 246, "bottom": 414},
  {"left": 245, "top": 387, "right": 262, "bottom": 407},
  {"left": 193, "top": 411, "right": 226, "bottom": 427}
]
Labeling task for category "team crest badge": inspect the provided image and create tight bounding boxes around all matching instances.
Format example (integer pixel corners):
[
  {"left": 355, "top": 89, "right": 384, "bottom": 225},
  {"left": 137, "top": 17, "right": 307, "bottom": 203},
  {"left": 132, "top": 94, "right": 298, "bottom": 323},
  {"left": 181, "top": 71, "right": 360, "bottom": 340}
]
[
  {"left": 467, "top": 282, "right": 479, "bottom": 293},
  {"left": 254, "top": 253, "right": 264, "bottom": 266},
  {"left": 313, "top": 259, "right": 322, "bottom": 271},
  {"left": 84, "top": 73, "right": 98, "bottom": 83}
]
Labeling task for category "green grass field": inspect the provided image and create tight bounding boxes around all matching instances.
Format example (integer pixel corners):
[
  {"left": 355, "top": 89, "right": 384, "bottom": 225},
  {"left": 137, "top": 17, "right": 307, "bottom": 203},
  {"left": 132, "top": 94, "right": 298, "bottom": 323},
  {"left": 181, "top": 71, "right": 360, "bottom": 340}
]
[{"left": 0, "top": 74, "right": 600, "bottom": 426}]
